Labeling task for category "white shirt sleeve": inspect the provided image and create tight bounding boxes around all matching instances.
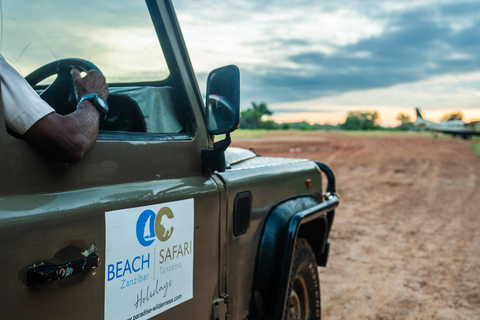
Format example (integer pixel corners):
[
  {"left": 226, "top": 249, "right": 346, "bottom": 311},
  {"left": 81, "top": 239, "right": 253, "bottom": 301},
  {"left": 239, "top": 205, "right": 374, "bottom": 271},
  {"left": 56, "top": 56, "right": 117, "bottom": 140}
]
[{"left": 0, "top": 55, "right": 54, "bottom": 135}]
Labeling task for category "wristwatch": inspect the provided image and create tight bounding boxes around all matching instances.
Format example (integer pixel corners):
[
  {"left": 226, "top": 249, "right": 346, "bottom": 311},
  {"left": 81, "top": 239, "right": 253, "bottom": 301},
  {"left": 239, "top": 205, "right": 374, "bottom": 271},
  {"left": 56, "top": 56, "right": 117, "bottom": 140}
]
[{"left": 78, "top": 93, "right": 109, "bottom": 119}]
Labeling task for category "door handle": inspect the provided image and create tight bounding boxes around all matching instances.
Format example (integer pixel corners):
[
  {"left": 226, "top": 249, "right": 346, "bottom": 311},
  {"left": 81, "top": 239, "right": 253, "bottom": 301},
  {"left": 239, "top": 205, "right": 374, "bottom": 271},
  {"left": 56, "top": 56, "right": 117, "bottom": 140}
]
[{"left": 26, "top": 251, "right": 99, "bottom": 286}]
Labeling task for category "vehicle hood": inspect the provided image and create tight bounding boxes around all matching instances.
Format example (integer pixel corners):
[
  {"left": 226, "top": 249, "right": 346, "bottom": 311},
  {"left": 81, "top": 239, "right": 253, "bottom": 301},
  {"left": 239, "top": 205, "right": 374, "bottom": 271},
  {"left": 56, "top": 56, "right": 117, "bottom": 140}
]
[
  {"left": 225, "top": 147, "right": 257, "bottom": 165},
  {"left": 224, "top": 147, "right": 310, "bottom": 170}
]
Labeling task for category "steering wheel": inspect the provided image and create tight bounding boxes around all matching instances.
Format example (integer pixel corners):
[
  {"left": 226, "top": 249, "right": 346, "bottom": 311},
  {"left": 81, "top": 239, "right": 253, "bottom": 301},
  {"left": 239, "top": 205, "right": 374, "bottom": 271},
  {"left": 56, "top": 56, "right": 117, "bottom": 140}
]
[{"left": 25, "top": 58, "right": 103, "bottom": 115}]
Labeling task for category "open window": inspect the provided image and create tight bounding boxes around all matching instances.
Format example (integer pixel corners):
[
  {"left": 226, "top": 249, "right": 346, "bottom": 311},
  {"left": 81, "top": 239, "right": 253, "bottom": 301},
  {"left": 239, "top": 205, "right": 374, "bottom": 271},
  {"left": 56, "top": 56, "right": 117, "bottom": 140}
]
[{"left": 2, "top": 0, "right": 192, "bottom": 140}]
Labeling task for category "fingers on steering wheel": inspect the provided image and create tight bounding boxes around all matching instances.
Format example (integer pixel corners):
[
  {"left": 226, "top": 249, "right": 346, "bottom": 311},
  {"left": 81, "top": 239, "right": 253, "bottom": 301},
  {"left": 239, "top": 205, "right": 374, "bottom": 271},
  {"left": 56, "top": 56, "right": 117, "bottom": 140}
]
[{"left": 70, "top": 68, "right": 82, "bottom": 81}]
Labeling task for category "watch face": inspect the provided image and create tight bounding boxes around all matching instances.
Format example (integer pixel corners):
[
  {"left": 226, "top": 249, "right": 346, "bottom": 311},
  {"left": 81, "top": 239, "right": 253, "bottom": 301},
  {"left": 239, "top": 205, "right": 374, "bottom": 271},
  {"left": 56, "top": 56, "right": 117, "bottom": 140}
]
[{"left": 96, "top": 96, "right": 107, "bottom": 108}]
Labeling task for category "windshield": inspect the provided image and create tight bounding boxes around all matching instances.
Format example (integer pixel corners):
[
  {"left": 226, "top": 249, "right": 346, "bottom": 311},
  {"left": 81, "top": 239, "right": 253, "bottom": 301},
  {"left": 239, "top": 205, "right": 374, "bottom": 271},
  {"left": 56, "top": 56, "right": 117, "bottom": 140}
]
[{"left": 0, "top": 0, "right": 169, "bottom": 83}]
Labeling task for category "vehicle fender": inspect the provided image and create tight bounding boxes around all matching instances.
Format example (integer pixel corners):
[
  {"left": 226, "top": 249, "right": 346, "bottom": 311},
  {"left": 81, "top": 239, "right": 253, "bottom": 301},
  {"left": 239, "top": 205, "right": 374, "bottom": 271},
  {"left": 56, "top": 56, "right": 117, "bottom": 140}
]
[{"left": 249, "top": 194, "right": 338, "bottom": 319}]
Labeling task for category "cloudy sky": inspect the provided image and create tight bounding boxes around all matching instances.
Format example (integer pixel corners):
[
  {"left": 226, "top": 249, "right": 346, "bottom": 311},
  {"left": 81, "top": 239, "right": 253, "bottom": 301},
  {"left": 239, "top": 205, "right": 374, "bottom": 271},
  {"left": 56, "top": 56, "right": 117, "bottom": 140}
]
[
  {"left": 174, "top": 0, "right": 480, "bottom": 125},
  {"left": 2, "top": 0, "right": 479, "bottom": 126}
]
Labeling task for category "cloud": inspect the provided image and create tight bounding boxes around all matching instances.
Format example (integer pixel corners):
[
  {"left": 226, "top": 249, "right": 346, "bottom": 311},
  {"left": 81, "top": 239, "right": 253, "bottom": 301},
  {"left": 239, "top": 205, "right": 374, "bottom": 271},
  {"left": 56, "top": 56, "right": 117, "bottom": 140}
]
[
  {"left": 233, "top": 1, "right": 480, "bottom": 105},
  {"left": 179, "top": 0, "right": 386, "bottom": 70}
]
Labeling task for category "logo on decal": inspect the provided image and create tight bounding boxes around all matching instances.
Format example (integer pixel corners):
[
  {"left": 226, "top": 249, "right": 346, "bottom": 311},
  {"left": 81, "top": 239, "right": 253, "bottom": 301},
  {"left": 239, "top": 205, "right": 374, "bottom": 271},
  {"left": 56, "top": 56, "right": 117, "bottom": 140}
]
[
  {"left": 155, "top": 207, "right": 175, "bottom": 242},
  {"left": 136, "top": 209, "right": 156, "bottom": 247},
  {"left": 136, "top": 207, "right": 175, "bottom": 246}
]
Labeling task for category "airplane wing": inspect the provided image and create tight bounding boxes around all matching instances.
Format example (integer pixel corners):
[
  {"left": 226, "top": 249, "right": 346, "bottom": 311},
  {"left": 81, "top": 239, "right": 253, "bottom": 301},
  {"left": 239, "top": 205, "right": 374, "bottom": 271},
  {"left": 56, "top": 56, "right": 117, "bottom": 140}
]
[{"left": 465, "top": 120, "right": 480, "bottom": 127}]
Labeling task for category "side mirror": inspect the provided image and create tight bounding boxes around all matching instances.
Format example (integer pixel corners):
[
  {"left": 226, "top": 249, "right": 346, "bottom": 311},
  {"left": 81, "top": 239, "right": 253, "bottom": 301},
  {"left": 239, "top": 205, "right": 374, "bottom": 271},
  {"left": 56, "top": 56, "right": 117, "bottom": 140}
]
[{"left": 205, "top": 65, "right": 240, "bottom": 135}]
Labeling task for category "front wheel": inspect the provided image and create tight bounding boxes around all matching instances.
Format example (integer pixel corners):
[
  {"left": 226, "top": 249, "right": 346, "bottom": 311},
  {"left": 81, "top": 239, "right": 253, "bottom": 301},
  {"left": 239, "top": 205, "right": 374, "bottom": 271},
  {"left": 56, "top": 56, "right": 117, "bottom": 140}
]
[{"left": 284, "top": 238, "right": 321, "bottom": 320}]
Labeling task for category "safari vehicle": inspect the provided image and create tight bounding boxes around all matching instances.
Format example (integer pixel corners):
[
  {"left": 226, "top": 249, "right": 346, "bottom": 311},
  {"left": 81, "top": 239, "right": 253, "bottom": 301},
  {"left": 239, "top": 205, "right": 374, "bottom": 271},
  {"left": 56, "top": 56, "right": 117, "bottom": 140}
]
[{"left": 0, "top": 0, "right": 339, "bottom": 319}]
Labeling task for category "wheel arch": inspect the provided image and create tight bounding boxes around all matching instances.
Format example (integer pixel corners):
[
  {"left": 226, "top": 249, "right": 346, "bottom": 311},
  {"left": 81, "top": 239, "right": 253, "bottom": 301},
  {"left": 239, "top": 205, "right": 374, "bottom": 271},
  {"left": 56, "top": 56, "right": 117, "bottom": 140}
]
[
  {"left": 249, "top": 193, "right": 339, "bottom": 319},
  {"left": 298, "top": 216, "right": 329, "bottom": 266}
]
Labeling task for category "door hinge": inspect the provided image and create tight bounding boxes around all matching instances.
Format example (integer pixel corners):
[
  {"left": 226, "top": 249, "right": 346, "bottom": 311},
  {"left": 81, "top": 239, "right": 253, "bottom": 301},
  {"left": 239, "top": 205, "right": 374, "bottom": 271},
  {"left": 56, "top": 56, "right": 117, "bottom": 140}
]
[{"left": 213, "top": 293, "right": 229, "bottom": 320}]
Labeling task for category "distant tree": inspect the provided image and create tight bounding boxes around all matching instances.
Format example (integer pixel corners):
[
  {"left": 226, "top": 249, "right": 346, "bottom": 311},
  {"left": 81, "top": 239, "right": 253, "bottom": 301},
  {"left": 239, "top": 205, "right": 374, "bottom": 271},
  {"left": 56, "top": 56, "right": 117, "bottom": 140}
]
[
  {"left": 396, "top": 113, "right": 412, "bottom": 124},
  {"left": 240, "top": 102, "right": 273, "bottom": 129},
  {"left": 340, "top": 111, "right": 381, "bottom": 130},
  {"left": 261, "top": 120, "right": 280, "bottom": 130},
  {"left": 298, "top": 121, "right": 316, "bottom": 131},
  {"left": 341, "top": 115, "right": 361, "bottom": 130},
  {"left": 440, "top": 111, "right": 464, "bottom": 121},
  {"left": 315, "top": 124, "right": 341, "bottom": 131},
  {"left": 276, "top": 121, "right": 341, "bottom": 131},
  {"left": 396, "top": 112, "right": 413, "bottom": 131}
]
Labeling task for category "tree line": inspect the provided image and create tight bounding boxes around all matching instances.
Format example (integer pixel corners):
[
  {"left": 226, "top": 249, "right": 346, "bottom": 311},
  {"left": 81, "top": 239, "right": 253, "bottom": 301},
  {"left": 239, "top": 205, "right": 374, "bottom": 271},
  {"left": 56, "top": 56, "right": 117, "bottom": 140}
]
[
  {"left": 240, "top": 102, "right": 339, "bottom": 131},
  {"left": 239, "top": 102, "right": 465, "bottom": 131}
]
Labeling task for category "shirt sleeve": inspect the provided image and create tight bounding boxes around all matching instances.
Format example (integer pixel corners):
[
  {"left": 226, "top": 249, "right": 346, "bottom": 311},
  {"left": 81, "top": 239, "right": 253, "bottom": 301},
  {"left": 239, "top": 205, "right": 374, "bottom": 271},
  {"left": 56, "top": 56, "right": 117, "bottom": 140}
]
[{"left": 0, "top": 55, "right": 54, "bottom": 135}]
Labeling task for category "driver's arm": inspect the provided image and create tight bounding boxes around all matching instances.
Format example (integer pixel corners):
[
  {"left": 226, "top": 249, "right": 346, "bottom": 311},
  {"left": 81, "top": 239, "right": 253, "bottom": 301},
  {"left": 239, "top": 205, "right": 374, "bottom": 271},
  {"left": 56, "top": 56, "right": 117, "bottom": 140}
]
[{"left": 23, "top": 70, "right": 109, "bottom": 163}]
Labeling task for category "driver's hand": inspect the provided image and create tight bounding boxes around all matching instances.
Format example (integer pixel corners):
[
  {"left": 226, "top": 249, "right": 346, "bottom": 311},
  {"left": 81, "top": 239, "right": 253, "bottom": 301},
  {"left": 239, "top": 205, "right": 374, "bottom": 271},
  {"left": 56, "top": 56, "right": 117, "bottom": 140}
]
[{"left": 71, "top": 69, "right": 109, "bottom": 101}]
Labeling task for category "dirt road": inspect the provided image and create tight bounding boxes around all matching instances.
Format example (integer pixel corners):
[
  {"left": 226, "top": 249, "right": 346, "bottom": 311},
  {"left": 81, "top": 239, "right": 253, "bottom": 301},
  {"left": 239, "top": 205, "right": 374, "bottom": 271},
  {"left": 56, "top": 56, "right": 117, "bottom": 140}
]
[{"left": 232, "top": 132, "right": 480, "bottom": 320}]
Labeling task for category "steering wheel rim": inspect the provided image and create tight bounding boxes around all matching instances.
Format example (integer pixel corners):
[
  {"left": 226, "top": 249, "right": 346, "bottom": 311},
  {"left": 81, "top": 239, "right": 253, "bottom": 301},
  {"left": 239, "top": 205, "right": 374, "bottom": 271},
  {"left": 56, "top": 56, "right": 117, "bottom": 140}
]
[
  {"left": 25, "top": 58, "right": 103, "bottom": 115},
  {"left": 25, "top": 58, "right": 102, "bottom": 86}
]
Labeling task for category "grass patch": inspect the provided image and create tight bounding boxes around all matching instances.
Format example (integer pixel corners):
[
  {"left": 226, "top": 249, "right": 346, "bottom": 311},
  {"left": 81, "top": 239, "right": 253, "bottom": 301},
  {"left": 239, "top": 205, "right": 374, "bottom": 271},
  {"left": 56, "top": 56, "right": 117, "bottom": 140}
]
[
  {"left": 333, "top": 130, "right": 445, "bottom": 138},
  {"left": 231, "top": 129, "right": 339, "bottom": 139},
  {"left": 230, "top": 129, "right": 463, "bottom": 140},
  {"left": 472, "top": 143, "right": 480, "bottom": 155},
  {"left": 471, "top": 137, "right": 480, "bottom": 156},
  {"left": 231, "top": 129, "right": 277, "bottom": 139}
]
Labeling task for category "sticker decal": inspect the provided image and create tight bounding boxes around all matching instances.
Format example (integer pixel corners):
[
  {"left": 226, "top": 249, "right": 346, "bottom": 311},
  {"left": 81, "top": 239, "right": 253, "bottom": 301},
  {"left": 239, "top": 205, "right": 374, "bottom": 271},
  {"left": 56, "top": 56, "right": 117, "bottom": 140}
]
[{"left": 105, "top": 199, "right": 194, "bottom": 320}]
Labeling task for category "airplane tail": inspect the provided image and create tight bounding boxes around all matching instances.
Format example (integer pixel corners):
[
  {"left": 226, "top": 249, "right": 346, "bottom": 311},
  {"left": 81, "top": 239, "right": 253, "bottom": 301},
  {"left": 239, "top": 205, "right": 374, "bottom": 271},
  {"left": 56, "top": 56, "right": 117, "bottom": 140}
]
[
  {"left": 415, "top": 107, "right": 424, "bottom": 120},
  {"left": 414, "top": 107, "right": 428, "bottom": 127}
]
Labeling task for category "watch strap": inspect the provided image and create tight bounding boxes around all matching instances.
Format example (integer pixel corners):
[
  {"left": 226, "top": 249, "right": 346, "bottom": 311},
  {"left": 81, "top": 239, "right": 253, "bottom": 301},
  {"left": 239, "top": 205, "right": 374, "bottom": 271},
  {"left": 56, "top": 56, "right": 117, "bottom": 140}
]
[{"left": 78, "top": 93, "right": 109, "bottom": 119}]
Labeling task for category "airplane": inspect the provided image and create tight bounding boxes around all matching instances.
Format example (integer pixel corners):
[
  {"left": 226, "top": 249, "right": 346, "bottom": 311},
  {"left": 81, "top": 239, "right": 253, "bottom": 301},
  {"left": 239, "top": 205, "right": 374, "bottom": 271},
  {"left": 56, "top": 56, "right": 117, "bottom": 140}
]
[{"left": 414, "top": 108, "right": 480, "bottom": 139}]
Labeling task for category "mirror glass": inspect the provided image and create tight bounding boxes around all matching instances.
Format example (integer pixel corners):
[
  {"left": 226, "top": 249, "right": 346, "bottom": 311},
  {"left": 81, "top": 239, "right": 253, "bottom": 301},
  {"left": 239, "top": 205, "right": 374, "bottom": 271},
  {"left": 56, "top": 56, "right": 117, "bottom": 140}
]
[{"left": 206, "top": 65, "right": 240, "bottom": 135}]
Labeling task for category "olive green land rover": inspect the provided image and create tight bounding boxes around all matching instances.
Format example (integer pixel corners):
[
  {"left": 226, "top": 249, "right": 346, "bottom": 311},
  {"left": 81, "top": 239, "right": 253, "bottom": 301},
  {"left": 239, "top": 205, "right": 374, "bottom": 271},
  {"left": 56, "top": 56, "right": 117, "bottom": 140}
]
[{"left": 0, "top": 1, "right": 339, "bottom": 319}]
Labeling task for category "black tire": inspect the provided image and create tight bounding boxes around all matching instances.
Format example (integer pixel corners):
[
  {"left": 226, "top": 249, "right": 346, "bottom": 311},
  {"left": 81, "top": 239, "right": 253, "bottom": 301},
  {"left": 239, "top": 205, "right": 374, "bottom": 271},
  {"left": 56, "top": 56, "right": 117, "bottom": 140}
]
[{"left": 284, "top": 238, "right": 321, "bottom": 320}]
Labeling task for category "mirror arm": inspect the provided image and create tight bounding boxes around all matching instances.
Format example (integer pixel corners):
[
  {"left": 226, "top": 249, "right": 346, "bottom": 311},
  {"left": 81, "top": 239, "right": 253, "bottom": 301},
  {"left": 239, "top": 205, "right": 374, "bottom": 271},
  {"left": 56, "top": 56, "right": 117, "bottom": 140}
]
[
  {"left": 213, "top": 133, "right": 231, "bottom": 154},
  {"left": 201, "top": 133, "right": 231, "bottom": 174}
]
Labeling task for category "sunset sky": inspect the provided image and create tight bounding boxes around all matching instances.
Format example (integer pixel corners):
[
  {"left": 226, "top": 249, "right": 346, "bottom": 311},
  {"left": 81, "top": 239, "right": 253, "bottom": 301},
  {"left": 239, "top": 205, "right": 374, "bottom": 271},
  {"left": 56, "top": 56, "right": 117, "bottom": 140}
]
[{"left": 175, "top": 0, "right": 480, "bottom": 126}]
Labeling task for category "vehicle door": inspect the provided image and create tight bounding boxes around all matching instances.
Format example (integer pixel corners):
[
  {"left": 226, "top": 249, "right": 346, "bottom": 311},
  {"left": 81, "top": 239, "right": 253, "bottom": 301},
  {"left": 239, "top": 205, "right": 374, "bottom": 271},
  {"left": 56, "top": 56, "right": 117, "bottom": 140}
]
[{"left": 0, "top": 0, "right": 221, "bottom": 319}]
